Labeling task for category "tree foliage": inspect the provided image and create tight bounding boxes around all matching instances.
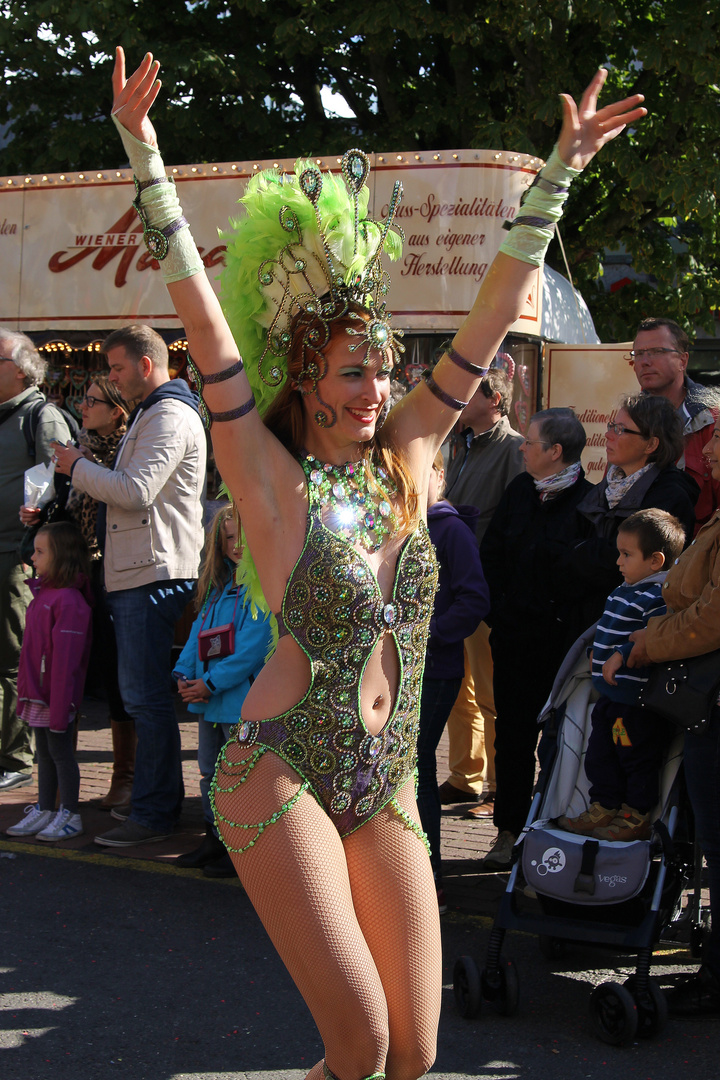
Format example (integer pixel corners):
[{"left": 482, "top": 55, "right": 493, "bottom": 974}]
[{"left": 1, "top": 0, "right": 718, "bottom": 339}]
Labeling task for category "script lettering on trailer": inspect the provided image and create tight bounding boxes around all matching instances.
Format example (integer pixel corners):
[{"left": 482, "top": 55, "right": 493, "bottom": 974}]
[{"left": 49, "top": 206, "right": 226, "bottom": 289}]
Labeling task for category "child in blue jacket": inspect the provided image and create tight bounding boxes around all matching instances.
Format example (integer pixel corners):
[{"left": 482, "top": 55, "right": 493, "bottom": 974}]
[
  {"left": 173, "top": 505, "right": 272, "bottom": 875},
  {"left": 560, "top": 509, "right": 685, "bottom": 842}
]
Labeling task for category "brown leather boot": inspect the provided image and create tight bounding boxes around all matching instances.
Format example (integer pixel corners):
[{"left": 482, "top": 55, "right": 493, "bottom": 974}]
[{"left": 99, "top": 720, "right": 136, "bottom": 809}]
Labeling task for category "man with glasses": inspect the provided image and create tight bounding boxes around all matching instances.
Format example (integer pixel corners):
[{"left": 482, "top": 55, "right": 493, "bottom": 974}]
[
  {"left": 0, "top": 332, "right": 73, "bottom": 789},
  {"left": 631, "top": 317, "right": 719, "bottom": 527}
]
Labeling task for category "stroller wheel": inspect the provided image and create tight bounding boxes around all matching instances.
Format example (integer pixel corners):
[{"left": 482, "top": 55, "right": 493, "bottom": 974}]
[
  {"left": 590, "top": 981, "right": 638, "bottom": 1046},
  {"left": 623, "top": 976, "right": 668, "bottom": 1038},
  {"left": 538, "top": 934, "right": 567, "bottom": 961},
  {"left": 481, "top": 959, "right": 520, "bottom": 1016},
  {"left": 454, "top": 956, "right": 482, "bottom": 1019}
]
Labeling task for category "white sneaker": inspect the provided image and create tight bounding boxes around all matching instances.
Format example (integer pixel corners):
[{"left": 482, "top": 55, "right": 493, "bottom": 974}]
[
  {"left": 36, "top": 806, "right": 84, "bottom": 842},
  {"left": 6, "top": 804, "right": 55, "bottom": 837}
]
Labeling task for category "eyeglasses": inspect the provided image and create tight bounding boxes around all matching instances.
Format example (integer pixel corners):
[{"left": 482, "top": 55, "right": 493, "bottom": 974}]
[
  {"left": 606, "top": 421, "right": 643, "bottom": 436},
  {"left": 0, "top": 357, "right": 16, "bottom": 363},
  {"left": 628, "top": 347, "right": 680, "bottom": 362},
  {"left": 82, "top": 394, "right": 112, "bottom": 409},
  {"left": 523, "top": 438, "right": 550, "bottom": 448}
]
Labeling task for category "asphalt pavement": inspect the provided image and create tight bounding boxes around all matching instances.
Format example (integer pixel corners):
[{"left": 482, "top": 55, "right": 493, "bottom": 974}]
[{"left": 0, "top": 697, "right": 716, "bottom": 1079}]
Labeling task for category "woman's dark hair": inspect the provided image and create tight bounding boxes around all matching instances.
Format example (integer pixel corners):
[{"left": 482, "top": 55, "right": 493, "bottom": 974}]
[
  {"left": 531, "top": 407, "right": 586, "bottom": 464},
  {"left": 36, "top": 521, "right": 90, "bottom": 588},
  {"left": 620, "top": 392, "right": 683, "bottom": 470}
]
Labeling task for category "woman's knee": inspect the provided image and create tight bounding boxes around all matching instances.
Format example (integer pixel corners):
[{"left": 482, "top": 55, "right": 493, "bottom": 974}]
[
  {"left": 324, "top": 1043, "right": 387, "bottom": 1080},
  {"left": 386, "top": 1037, "right": 436, "bottom": 1080},
  {"left": 323, "top": 1006, "right": 389, "bottom": 1080}
]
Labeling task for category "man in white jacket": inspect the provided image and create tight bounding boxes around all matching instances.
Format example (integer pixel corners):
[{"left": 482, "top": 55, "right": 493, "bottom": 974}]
[{"left": 55, "top": 325, "right": 206, "bottom": 846}]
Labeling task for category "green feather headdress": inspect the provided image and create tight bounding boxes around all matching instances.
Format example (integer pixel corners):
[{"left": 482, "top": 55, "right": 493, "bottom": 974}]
[
  {"left": 219, "top": 149, "right": 405, "bottom": 421},
  {"left": 218, "top": 150, "right": 405, "bottom": 633}
]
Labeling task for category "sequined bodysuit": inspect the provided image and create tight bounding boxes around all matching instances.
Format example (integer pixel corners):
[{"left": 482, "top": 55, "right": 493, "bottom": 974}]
[{"left": 213, "top": 466, "right": 438, "bottom": 848}]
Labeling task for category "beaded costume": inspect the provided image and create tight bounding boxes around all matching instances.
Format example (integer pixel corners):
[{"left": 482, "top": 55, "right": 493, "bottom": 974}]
[{"left": 212, "top": 456, "right": 438, "bottom": 850}]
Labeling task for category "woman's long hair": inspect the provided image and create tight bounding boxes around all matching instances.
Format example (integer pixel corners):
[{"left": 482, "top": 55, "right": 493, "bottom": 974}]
[
  {"left": 195, "top": 504, "right": 240, "bottom": 613},
  {"left": 621, "top": 393, "right": 683, "bottom": 470},
  {"left": 36, "top": 521, "right": 90, "bottom": 588},
  {"left": 262, "top": 303, "right": 419, "bottom": 536}
]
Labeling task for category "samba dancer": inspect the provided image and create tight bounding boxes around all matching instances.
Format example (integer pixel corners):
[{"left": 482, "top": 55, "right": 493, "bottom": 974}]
[{"left": 110, "top": 49, "right": 645, "bottom": 1080}]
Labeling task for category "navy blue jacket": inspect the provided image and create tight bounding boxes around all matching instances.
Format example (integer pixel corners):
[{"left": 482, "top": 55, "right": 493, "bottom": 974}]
[
  {"left": 425, "top": 500, "right": 490, "bottom": 680},
  {"left": 590, "top": 571, "right": 667, "bottom": 704}
]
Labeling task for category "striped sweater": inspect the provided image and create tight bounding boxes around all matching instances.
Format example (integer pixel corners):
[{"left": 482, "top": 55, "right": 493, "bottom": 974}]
[{"left": 591, "top": 572, "right": 667, "bottom": 704}]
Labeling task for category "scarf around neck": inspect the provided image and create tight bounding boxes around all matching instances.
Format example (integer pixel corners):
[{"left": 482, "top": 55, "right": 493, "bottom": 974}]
[
  {"left": 604, "top": 462, "right": 653, "bottom": 509},
  {"left": 533, "top": 460, "right": 582, "bottom": 502}
]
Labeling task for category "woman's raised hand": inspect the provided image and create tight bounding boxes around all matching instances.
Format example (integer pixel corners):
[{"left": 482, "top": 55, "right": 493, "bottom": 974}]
[
  {"left": 557, "top": 68, "right": 646, "bottom": 171},
  {"left": 111, "top": 46, "right": 161, "bottom": 149}
]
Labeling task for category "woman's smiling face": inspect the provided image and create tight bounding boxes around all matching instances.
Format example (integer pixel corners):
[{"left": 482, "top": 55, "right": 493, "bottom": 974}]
[{"left": 302, "top": 331, "right": 392, "bottom": 458}]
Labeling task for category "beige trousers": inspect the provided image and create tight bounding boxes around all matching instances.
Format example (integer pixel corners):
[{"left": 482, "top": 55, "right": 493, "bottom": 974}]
[{"left": 445, "top": 621, "right": 496, "bottom": 795}]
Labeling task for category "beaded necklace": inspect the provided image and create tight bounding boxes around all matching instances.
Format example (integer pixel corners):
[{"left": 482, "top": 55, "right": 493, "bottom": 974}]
[{"left": 301, "top": 452, "right": 397, "bottom": 553}]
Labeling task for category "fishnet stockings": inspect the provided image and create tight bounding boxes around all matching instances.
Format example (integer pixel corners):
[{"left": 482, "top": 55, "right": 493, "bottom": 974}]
[{"left": 214, "top": 743, "right": 441, "bottom": 1080}]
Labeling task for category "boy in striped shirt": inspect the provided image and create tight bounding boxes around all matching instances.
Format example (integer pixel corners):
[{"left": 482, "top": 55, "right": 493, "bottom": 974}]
[{"left": 560, "top": 508, "right": 686, "bottom": 841}]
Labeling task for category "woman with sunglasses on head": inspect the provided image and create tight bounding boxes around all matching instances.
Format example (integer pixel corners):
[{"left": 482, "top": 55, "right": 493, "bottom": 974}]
[
  {"left": 109, "top": 47, "right": 645, "bottom": 1080},
  {"left": 67, "top": 376, "right": 138, "bottom": 810},
  {"left": 66, "top": 375, "right": 130, "bottom": 553},
  {"left": 22, "top": 374, "right": 134, "bottom": 808}
]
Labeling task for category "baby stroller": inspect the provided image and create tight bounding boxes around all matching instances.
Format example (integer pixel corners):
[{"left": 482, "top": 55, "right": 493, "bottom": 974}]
[{"left": 453, "top": 624, "right": 702, "bottom": 1045}]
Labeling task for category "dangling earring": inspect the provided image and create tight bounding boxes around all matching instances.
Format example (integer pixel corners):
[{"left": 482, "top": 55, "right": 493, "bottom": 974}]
[{"left": 313, "top": 393, "right": 337, "bottom": 429}]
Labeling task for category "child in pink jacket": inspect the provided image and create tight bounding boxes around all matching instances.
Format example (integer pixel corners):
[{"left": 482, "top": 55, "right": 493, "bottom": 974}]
[{"left": 7, "top": 522, "right": 92, "bottom": 842}]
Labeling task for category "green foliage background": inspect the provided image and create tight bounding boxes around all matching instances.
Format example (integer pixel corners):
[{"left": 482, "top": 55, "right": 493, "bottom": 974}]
[{"left": 1, "top": 0, "right": 718, "bottom": 340}]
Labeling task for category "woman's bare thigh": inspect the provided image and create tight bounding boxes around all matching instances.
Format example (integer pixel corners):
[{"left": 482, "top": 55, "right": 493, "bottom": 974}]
[
  {"left": 343, "top": 781, "right": 441, "bottom": 1078},
  {"left": 213, "top": 744, "right": 390, "bottom": 1075}
]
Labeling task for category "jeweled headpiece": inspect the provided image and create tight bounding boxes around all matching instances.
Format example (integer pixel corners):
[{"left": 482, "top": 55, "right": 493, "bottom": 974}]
[{"left": 220, "top": 149, "right": 405, "bottom": 419}]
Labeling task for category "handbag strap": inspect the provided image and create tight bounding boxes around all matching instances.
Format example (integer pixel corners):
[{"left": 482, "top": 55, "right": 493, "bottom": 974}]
[
  {"left": 199, "top": 582, "right": 241, "bottom": 634},
  {"left": 574, "top": 839, "right": 599, "bottom": 896}
]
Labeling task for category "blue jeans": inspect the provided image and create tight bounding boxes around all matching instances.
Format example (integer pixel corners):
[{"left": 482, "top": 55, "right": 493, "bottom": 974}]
[
  {"left": 108, "top": 580, "right": 195, "bottom": 831},
  {"left": 198, "top": 720, "right": 232, "bottom": 833},
  {"left": 416, "top": 676, "right": 461, "bottom": 878},
  {"left": 683, "top": 711, "right": 720, "bottom": 977}
]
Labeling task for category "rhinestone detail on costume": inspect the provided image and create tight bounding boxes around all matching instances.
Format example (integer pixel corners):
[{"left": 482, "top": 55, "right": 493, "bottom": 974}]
[{"left": 301, "top": 453, "right": 398, "bottom": 553}]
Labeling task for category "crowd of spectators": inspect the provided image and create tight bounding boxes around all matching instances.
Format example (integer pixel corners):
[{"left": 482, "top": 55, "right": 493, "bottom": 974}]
[{"left": 1, "top": 314, "right": 718, "bottom": 1018}]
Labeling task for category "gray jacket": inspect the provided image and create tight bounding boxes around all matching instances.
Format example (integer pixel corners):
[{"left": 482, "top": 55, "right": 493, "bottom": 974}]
[
  {"left": 444, "top": 415, "right": 525, "bottom": 542},
  {"left": 71, "top": 396, "right": 206, "bottom": 591},
  {"left": 0, "top": 387, "right": 72, "bottom": 554}
]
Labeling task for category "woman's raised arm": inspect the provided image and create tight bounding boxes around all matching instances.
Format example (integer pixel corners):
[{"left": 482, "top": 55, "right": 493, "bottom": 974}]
[
  {"left": 110, "top": 49, "right": 299, "bottom": 525},
  {"left": 386, "top": 68, "right": 646, "bottom": 480}
]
